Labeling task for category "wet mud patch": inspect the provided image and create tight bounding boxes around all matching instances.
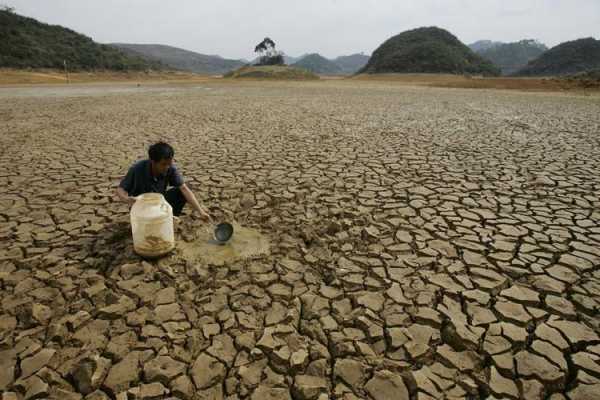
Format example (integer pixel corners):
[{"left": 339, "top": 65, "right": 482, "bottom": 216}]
[{"left": 176, "top": 222, "right": 270, "bottom": 266}]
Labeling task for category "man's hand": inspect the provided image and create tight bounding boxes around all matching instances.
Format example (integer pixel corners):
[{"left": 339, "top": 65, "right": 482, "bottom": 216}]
[
  {"left": 189, "top": 206, "right": 211, "bottom": 222},
  {"left": 198, "top": 206, "right": 212, "bottom": 222},
  {"left": 117, "top": 187, "right": 137, "bottom": 205}
]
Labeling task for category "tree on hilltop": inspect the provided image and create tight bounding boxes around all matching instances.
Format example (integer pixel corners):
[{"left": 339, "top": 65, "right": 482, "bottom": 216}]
[
  {"left": 1, "top": 4, "right": 16, "bottom": 12},
  {"left": 254, "top": 37, "right": 284, "bottom": 66}
]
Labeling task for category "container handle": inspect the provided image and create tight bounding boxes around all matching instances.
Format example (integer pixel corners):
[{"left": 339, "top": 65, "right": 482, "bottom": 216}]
[{"left": 161, "top": 203, "right": 169, "bottom": 213}]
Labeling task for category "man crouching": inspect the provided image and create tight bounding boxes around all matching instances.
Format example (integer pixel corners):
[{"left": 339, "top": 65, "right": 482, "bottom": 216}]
[{"left": 116, "top": 141, "right": 211, "bottom": 220}]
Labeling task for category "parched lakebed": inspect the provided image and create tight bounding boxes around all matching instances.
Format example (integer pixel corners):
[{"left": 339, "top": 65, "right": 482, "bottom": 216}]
[{"left": 1, "top": 80, "right": 600, "bottom": 399}]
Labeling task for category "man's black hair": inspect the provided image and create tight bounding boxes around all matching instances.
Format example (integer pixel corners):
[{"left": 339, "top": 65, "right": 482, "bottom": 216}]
[{"left": 149, "top": 141, "right": 174, "bottom": 162}]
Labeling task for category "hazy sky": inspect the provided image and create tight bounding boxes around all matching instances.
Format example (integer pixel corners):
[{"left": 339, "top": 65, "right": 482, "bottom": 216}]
[{"left": 6, "top": 0, "right": 600, "bottom": 60}]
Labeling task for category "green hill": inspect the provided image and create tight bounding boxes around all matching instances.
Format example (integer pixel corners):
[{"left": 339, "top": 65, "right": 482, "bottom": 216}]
[
  {"left": 0, "top": 9, "right": 161, "bottom": 70},
  {"left": 477, "top": 40, "right": 548, "bottom": 75},
  {"left": 224, "top": 65, "right": 319, "bottom": 80},
  {"left": 110, "top": 43, "right": 245, "bottom": 74},
  {"left": 515, "top": 38, "right": 600, "bottom": 76},
  {"left": 360, "top": 27, "right": 501, "bottom": 76},
  {"left": 292, "top": 54, "right": 343, "bottom": 75}
]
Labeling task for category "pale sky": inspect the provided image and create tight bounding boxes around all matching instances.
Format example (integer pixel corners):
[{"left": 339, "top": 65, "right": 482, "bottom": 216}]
[{"left": 6, "top": 0, "right": 600, "bottom": 60}]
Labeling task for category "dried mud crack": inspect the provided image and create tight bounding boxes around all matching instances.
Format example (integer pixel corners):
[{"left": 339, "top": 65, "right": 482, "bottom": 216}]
[{"left": 0, "top": 81, "right": 599, "bottom": 399}]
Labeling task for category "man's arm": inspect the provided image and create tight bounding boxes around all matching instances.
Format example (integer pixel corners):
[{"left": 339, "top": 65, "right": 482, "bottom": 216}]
[
  {"left": 116, "top": 186, "right": 137, "bottom": 204},
  {"left": 180, "top": 184, "right": 211, "bottom": 221},
  {"left": 117, "top": 165, "right": 137, "bottom": 204},
  {"left": 169, "top": 166, "right": 210, "bottom": 220}
]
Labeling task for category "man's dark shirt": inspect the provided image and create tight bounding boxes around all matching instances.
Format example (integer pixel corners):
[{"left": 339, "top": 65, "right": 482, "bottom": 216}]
[{"left": 119, "top": 159, "right": 184, "bottom": 196}]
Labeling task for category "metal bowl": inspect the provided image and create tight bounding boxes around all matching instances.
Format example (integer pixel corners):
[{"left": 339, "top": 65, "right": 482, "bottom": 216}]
[{"left": 214, "top": 222, "right": 234, "bottom": 244}]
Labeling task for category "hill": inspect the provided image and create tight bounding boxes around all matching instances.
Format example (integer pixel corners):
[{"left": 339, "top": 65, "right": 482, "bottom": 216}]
[
  {"left": 562, "top": 69, "right": 600, "bottom": 89},
  {"left": 292, "top": 53, "right": 343, "bottom": 75},
  {"left": 0, "top": 9, "right": 161, "bottom": 70},
  {"left": 252, "top": 53, "right": 369, "bottom": 74},
  {"left": 360, "top": 27, "right": 501, "bottom": 76},
  {"left": 469, "top": 40, "right": 504, "bottom": 52},
  {"left": 110, "top": 43, "right": 245, "bottom": 74},
  {"left": 333, "top": 53, "right": 370, "bottom": 74},
  {"left": 476, "top": 40, "right": 548, "bottom": 75},
  {"left": 515, "top": 38, "right": 600, "bottom": 76},
  {"left": 224, "top": 65, "right": 319, "bottom": 80},
  {"left": 284, "top": 54, "right": 304, "bottom": 65},
  {"left": 570, "top": 69, "right": 600, "bottom": 80}
]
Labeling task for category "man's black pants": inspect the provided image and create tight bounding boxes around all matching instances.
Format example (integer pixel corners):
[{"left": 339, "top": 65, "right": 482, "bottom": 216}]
[{"left": 164, "top": 187, "right": 187, "bottom": 216}]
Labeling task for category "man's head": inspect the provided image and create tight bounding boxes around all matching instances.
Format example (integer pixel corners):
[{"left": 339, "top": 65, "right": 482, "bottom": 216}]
[{"left": 148, "top": 141, "right": 174, "bottom": 175}]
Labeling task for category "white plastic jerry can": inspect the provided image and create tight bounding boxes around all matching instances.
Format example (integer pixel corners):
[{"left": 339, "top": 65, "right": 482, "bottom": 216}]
[{"left": 130, "top": 193, "right": 175, "bottom": 258}]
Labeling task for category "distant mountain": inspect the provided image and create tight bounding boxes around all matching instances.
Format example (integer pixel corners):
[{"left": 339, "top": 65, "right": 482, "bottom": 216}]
[
  {"left": 476, "top": 40, "right": 548, "bottom": 75},
  {"left": 469, "top": 40, "right": 504, "bottom": 52},
  {"left": 284, "top": 54, "right": 304, "bottom": 64},
  {"left": 0, "top": 9, "right": 161, "bottom": 70},
  {"left": 292, "top": 53, "right": 343, "bottom": 75},
  {"left": 110, "top": 43, "right": 245, "bottom": 74},
  {"left": 333, "top": 53, "right": 370, "bottom": 74},
  {"left": 360, "top": 27, "right": 501, "bottom": 76},
  {"left": 249, "top": 53, "right": 368, "bottom": 74},
  {"left": 515, "top": 38, "right": 600, "bottom": 76}
]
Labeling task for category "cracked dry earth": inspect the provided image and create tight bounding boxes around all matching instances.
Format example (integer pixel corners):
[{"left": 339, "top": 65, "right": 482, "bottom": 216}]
[{"left": 1, "top": 80, "right": 600, "bottom": 400}]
